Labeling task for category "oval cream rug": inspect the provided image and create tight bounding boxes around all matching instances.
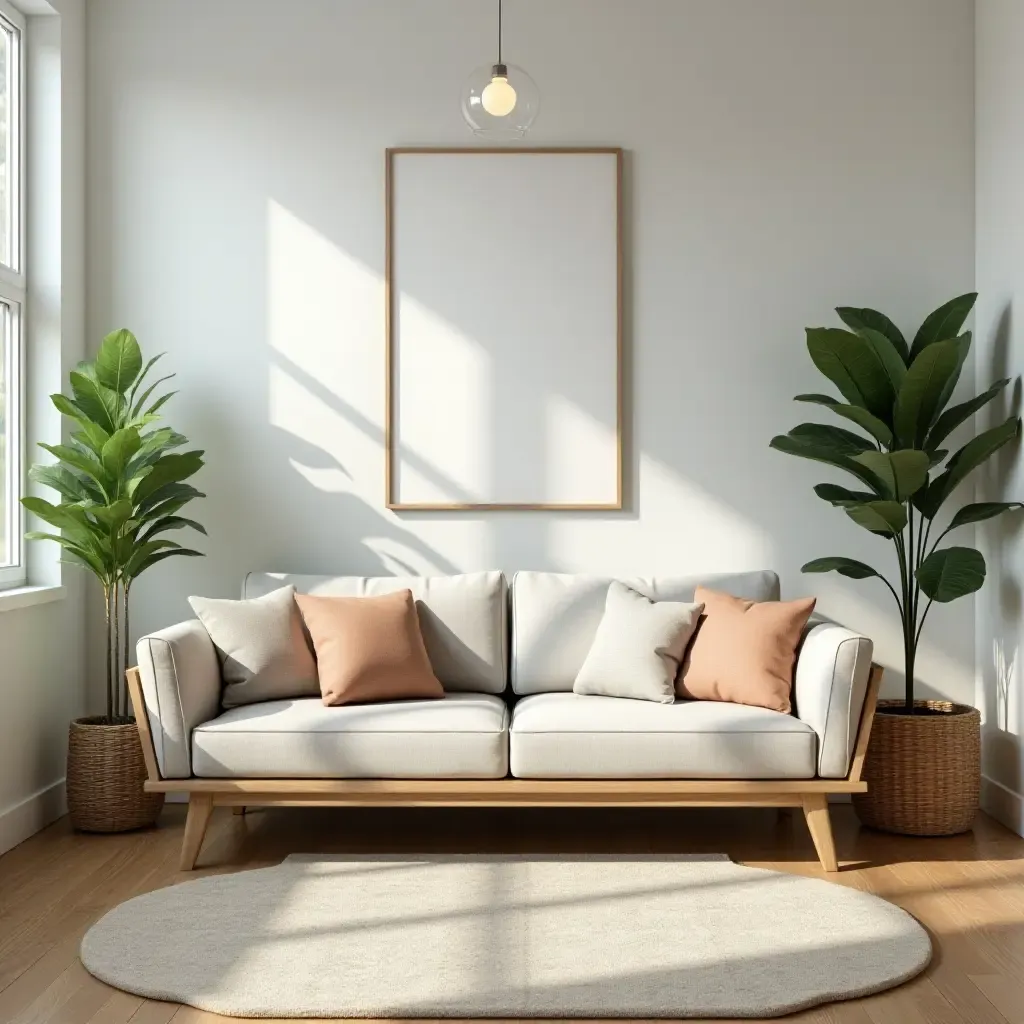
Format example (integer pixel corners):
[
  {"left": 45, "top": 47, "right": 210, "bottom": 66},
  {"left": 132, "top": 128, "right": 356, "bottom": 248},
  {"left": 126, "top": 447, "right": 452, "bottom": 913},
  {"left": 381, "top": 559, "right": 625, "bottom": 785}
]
[{"left": 81, "top": 854, "right": 930, "bottom": 1018}]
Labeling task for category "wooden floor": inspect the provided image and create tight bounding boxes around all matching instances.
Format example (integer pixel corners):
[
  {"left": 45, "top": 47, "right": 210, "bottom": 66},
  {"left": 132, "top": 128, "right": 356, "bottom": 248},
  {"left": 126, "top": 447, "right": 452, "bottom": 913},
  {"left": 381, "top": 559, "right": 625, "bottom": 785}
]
[{"left": 0, "top": 804, "right": 1022, "bottom": 1024}]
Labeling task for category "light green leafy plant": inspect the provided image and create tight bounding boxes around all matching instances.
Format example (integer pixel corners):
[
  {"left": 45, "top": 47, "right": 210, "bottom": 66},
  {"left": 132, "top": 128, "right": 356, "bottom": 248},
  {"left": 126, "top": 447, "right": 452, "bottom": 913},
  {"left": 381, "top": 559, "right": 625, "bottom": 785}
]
[
  {"left": 771, "top": 293, "right": 1021, "bottom": 712},
  {"left": 22, "top": 329, "right": 205, "bottom": 723}
]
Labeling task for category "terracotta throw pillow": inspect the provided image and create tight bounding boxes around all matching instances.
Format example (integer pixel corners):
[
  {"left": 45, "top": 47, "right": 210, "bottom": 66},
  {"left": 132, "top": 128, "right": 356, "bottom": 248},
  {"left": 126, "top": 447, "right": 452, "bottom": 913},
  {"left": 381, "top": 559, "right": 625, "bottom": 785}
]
[
  {"left": 676, "top": 587, "right": 816, "bottom": 714},
  {"left": 294, "top": 589, "right": 445, "bottom": 706}
]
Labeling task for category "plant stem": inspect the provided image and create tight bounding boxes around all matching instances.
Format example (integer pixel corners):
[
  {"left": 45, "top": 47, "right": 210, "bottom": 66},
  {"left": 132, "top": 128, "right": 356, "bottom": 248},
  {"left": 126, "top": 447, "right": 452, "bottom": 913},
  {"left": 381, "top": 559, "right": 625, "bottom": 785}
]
[
  {"left": 112, "top": 579, "right": 121, "bottom": 721},
  {"left": 906, "top": 503, "right": 916, "bottom": 712},
  {"left": 103, "top": 585, "right": 113, "bottom": 723},
  {"left": 122, "top": 583, "right": 131, "bottom": 720}
]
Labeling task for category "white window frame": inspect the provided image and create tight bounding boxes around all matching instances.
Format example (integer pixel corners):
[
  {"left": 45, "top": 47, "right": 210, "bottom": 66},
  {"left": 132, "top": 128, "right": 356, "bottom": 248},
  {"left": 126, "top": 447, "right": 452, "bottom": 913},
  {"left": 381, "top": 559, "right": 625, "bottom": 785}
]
[{"left": 0, "top": 0, "right": 25, "bottom": 589}]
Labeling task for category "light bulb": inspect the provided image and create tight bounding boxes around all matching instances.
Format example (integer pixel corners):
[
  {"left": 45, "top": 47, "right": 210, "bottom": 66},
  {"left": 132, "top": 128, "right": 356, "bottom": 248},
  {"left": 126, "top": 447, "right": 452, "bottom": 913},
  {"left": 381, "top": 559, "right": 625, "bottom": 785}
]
[{"left": 481, "top": 74, "right": 517, "bottom": 117}]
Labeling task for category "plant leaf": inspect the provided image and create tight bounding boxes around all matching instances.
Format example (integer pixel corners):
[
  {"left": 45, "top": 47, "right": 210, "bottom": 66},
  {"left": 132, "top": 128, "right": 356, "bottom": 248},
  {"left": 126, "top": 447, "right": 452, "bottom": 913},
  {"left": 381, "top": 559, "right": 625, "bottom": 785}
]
[
  {"left": 835, "top": 307, "right": 910, "bottom": 364},
  {"left": 144, "top": 391, "right": 178, "bottom": 417},
  {"left": 916, "top": 415, "right": 1022, "bottom": 518},
  {"left": 123, "top": 545, "right": 203, "bottom": 580},
  {"left": 769, "top": 434, "right": 888, "bottom": 494},
  {"left": 21, "top": 496, "right": 104, "bottom": 547},
  {"left": 802, "top": 556, "right": 889, "bottom": 581},
  {"left": 134, "top": 481, "right": 206, "bottom": 518},
  {"left": 27, "top": 464, "right": 94, "bottom": 503},
  {"left": 892, "top": 338, "right": 962, "bottom": 449},
  {"left": 50, "top": 393, "right": 112, "bottom": 456},
  {"left": 917, "top": 546, "right": 986, "bottom": 602},
  {"left": 813, "top": 483, "right": 878, "bottom": 507},
  {"left": 787, "top": 423, "right": 875, "bottom": 457},
  {"left": 793, "top": 394, "right": 893, "bottom": 447},
  {"left": 806, "top": 328, "right": 898, "bottom": 423},
  {"left": 100, "top": 428, "right": 142, "bottom": 486},
  {"left": 858, "top": 326, "right": 906, "bottom": 396},
  {"left": 946, "top": 501, "right": 1024, "bottom": 532},
  {"left": 927, "top": 378, "right": 1011, "bottom": 451},
  {"left": 94, "top": 329, "right": 143, "bottom": 395},
  {"left": 69, "top": 371, "right": 121, "bottom": 434},
  {"left": 37, "top": 443, "right": 112, "bottom": 497},
  {"left": 845, "top": 500, "right": 908, "bottom": 536},
  {"left": 909, "top": 292, "right": 977, "bottom": 362},
  {"left": 138, "top": 515, "right": 208, "bottom": 542},
  {"left": 130, "top": 451, "right": 205, "bottom": 506},
  {"left": 131, "top": 373, "right": 175, "bottom": 418},
  {"left": 851, "top": 449, "right": 929, "bottom": 501},
  {"left": 128, "top": 352, "right": 166, "bottom": 407},
  {"left": 933, "top": 331, "right": 973, "bottom": 418}
]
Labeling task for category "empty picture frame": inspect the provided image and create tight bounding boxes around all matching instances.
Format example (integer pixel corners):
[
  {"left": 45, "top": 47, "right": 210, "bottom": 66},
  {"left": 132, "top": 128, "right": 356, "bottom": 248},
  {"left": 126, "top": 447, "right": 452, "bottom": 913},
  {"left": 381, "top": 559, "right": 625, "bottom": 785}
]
[{"left": 385, "top": 147, "right": 623, "bottom": 511}]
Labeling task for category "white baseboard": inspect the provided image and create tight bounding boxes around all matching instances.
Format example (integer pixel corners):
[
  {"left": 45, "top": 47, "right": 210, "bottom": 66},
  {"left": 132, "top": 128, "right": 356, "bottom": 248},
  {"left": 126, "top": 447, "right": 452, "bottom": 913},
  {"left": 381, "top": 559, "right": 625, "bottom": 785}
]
[
  {"left": 0, "top": 778, "right": 67, "bottom": 856},
  {"left": 981, "top": 774, "right": 1024, "bottom": 837}
]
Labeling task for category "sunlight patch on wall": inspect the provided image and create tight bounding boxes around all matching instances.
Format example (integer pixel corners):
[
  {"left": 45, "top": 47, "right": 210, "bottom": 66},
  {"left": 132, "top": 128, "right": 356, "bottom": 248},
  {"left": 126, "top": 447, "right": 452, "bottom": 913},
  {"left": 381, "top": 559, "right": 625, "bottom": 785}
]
[
  {"left": 548, "top": 454, "right": 771, "bottom": 576},
  {"left": 545, "top": 394, "right": 618, "bottom": 506},
  {"left": 266, "top": 199, "right": 380, "bottom": 425},
  {"left": 392, "top": 293, "right": 491, "bottom": 505}
]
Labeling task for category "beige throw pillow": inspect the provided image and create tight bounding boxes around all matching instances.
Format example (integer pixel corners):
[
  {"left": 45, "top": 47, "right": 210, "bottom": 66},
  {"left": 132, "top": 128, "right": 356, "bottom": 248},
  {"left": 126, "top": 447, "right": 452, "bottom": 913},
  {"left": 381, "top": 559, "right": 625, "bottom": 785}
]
[
  {"left": 295, "top": 589, "right": 445, "bottom": 706},
  {"left": 189, "top": 585, "right": 319, "bottom": 708},
  {"left": 677, "top": 587, "right": 816, "bottom": 713},
  {"left": 573, "top": 582, "right": 704, "bottom": 703}
]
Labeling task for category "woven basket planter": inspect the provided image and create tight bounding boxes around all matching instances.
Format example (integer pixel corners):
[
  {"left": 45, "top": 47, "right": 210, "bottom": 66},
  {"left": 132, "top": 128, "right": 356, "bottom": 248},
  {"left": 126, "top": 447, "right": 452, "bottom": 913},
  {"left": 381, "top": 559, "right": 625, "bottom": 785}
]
[
  {"left": 66, "top": 718, "right": 165, "bottom": 833},
  {"left": 852, "top": 699, "right": 980, "bottom": 836}
]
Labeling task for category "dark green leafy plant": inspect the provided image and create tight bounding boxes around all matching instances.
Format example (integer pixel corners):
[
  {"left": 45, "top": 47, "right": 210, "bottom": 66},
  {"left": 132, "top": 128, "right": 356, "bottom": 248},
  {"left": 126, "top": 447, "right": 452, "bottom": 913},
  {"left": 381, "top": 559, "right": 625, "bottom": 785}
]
[
  {"left": 22, "top": 330, "right": 205, "bottom": 723},
  {"left": 771, "top": 293, "right": 1022, "bottom": 712}
]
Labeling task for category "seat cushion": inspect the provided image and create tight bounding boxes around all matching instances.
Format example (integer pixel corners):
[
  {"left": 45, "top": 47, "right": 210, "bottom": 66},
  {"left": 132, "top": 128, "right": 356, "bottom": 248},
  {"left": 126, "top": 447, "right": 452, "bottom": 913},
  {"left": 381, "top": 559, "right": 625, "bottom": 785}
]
[
  {"left": 192, "top": 693, "right": 509, "bottom": 779},
  {"left": 509, "top": 693, "right": 817, "bottom": 779},
  {"left": 243, "top": 572, "right": 507, "bottom": 694},
  {"left": 511, "top": 571, "right": 780, "bottom": 694}
]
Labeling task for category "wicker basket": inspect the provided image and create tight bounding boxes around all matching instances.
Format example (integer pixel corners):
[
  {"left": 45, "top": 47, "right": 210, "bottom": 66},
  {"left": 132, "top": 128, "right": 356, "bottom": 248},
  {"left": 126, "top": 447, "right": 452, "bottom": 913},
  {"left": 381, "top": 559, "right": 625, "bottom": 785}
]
[
  {"left": 66, "top": 717, "right": 165, "bottom": 833},
  {"left": 852, "top": 699, "right": 980, "bottom": 836}
]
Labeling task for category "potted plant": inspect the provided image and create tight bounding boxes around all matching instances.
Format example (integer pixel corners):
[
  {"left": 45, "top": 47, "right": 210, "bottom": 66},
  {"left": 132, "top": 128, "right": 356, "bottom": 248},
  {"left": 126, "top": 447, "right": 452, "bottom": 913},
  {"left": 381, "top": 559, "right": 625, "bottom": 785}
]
[
  {"left": 23, "top": 329, "right": 205, "bottom": 832},
  {"left": 771, "top": 292, "right": 1021, "bottom": 835}
]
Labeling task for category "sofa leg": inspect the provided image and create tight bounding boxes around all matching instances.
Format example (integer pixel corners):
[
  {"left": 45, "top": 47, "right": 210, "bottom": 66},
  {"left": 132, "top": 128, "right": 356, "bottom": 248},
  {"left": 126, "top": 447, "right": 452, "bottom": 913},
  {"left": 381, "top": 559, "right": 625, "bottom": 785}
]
[
  {"left": 180, "top": 794, "right": 215, "bottom": 871},
  {"left": 232, "top": 805, "right": 247, "bottom": 816},
  {"left": 802, "top": 795, "right": 838, "bottom": 873}
]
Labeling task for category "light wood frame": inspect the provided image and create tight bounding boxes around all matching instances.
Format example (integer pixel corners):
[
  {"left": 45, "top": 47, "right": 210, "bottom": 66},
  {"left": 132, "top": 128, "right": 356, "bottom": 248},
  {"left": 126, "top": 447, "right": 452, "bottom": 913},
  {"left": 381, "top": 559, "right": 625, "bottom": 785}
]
[
  {"left": 127, "top": 664, "right": 882, "bottom": 874},
  {"left": 384, "top": 146, "right": 625, "bottom": 512}
]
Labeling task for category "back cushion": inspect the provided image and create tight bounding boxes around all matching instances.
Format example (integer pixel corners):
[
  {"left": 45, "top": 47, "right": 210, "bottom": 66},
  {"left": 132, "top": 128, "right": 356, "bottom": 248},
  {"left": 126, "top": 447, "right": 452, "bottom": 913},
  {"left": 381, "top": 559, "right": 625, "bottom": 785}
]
[
  {"left": 511, "top": 571, "right": 780, "bottom": 695},
  {"left": 243, "top": 572, "right": 507, "bottom": 694}
]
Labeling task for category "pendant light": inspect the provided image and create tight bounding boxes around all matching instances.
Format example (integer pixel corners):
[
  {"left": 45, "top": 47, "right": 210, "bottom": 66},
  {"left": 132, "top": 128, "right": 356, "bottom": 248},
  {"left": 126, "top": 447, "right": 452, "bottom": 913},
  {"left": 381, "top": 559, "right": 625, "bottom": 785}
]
[{"left": 461, "top": 0, "right": 539, "bottom": 139}]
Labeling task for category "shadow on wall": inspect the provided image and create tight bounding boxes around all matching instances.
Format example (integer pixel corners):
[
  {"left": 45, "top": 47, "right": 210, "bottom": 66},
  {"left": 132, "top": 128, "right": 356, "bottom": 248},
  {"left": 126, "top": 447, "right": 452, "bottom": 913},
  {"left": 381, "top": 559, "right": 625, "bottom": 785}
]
[{"left": 979, "top": 303, "right": 1024, "bottom": 792}]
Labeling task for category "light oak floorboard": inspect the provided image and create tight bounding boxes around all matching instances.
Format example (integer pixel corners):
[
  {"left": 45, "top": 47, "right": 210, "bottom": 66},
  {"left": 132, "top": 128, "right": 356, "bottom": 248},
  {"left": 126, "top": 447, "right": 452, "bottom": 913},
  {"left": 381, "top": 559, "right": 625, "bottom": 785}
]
[{"left": 1, "top": 804, "right": 1022, "bottom": 1023}]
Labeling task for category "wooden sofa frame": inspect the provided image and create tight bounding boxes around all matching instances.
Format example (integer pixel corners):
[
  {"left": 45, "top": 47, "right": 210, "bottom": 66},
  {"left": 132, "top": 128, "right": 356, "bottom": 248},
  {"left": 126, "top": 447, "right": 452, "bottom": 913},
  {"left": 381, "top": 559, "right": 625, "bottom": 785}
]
[{"left": 126, "top": 663, "right": 882, "bottom": 874}]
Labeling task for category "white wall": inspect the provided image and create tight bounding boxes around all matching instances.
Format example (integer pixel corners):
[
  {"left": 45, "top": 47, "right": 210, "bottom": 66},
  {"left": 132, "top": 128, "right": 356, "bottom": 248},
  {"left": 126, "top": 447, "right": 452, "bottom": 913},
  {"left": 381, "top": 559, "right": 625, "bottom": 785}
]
[
  {"left": 85, "top": 0, "right": 976, "bottom": 708},
  {"left": 975, "top": 0, "right": 1024, "bottom": 833},
  {"left": 0, "top": 0, "right": 87, "bottom": 855}
]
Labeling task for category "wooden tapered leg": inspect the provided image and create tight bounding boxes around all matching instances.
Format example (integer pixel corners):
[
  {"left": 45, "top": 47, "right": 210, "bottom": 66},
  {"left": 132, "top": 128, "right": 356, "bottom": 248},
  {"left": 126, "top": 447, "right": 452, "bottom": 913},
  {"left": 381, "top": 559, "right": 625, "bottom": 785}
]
[
  {"left": 232, "top": 805, "right": 247, "bottom": 816},
  {"left": 802, "top": 794, "right": 839, "bottom": 872},
  {"left": 180, "top": 794, "right": 215, "bottom": 871}
]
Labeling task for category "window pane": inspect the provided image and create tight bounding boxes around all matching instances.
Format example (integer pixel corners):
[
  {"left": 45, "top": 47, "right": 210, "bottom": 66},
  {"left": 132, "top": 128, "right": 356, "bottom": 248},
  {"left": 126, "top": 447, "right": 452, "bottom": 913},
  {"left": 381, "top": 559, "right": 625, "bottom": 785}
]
[
  {"left": 0, "top": 22, "right": 10, "bottom": 268},
  {"left": 0, "top": 301, "right": 10, "bottom": 567}
]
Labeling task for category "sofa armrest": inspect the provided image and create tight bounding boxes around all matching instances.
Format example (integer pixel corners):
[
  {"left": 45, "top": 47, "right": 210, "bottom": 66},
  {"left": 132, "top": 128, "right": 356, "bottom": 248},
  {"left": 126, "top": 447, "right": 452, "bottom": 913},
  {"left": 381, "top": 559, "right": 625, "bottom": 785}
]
[
  {"left": 793, "top": 622, "right": 873, "bottom": 779},
  {"left": 136, "top": 620, "right": 222, "bottom": 779}
]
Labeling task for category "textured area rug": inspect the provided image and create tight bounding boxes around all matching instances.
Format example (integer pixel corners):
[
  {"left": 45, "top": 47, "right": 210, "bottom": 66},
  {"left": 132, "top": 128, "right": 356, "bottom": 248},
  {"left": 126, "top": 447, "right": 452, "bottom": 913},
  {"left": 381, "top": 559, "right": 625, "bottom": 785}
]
[{"left": 80, "top": 854, "right": 930, "bottom": 1018}]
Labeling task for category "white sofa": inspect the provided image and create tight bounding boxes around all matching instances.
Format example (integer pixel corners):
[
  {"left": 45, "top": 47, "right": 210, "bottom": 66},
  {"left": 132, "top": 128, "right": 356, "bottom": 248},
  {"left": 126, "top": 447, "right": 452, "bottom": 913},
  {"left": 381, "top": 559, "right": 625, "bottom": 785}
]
[{"left": 129, "top": 570, "right": 881, "bottom": 873}]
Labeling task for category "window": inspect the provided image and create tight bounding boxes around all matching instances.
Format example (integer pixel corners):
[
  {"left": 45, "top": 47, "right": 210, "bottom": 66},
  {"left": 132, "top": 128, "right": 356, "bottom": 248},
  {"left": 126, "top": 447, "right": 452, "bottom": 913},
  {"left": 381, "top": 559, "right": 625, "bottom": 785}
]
[{"left": 0, "top": 0, "right": 24, "bottom": 589}]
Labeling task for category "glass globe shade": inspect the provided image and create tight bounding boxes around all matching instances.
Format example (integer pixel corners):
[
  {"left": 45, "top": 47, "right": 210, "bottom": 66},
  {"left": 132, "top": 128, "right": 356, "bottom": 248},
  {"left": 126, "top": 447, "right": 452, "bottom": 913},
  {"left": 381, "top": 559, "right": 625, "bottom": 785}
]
[{"left": 461, "top": 63, "right": 540, "bottom": 139}]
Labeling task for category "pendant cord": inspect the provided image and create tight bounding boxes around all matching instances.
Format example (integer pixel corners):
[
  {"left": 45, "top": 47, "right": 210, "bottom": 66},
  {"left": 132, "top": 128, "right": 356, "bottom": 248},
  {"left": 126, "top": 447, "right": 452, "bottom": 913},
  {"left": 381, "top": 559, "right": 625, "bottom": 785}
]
[{"left": 498, "top": 0, "right": 503, "bottom": 64}]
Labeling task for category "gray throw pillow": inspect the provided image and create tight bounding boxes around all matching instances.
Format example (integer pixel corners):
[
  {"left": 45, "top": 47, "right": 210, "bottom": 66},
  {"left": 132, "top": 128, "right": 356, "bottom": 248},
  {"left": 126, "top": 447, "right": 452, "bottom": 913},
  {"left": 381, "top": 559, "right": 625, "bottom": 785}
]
[
  {"left": 573, "top": 582, "right": 703, "bottom": 703},
  {"left": 189, "top": 585, "right": 319, "bottom": 707}
]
